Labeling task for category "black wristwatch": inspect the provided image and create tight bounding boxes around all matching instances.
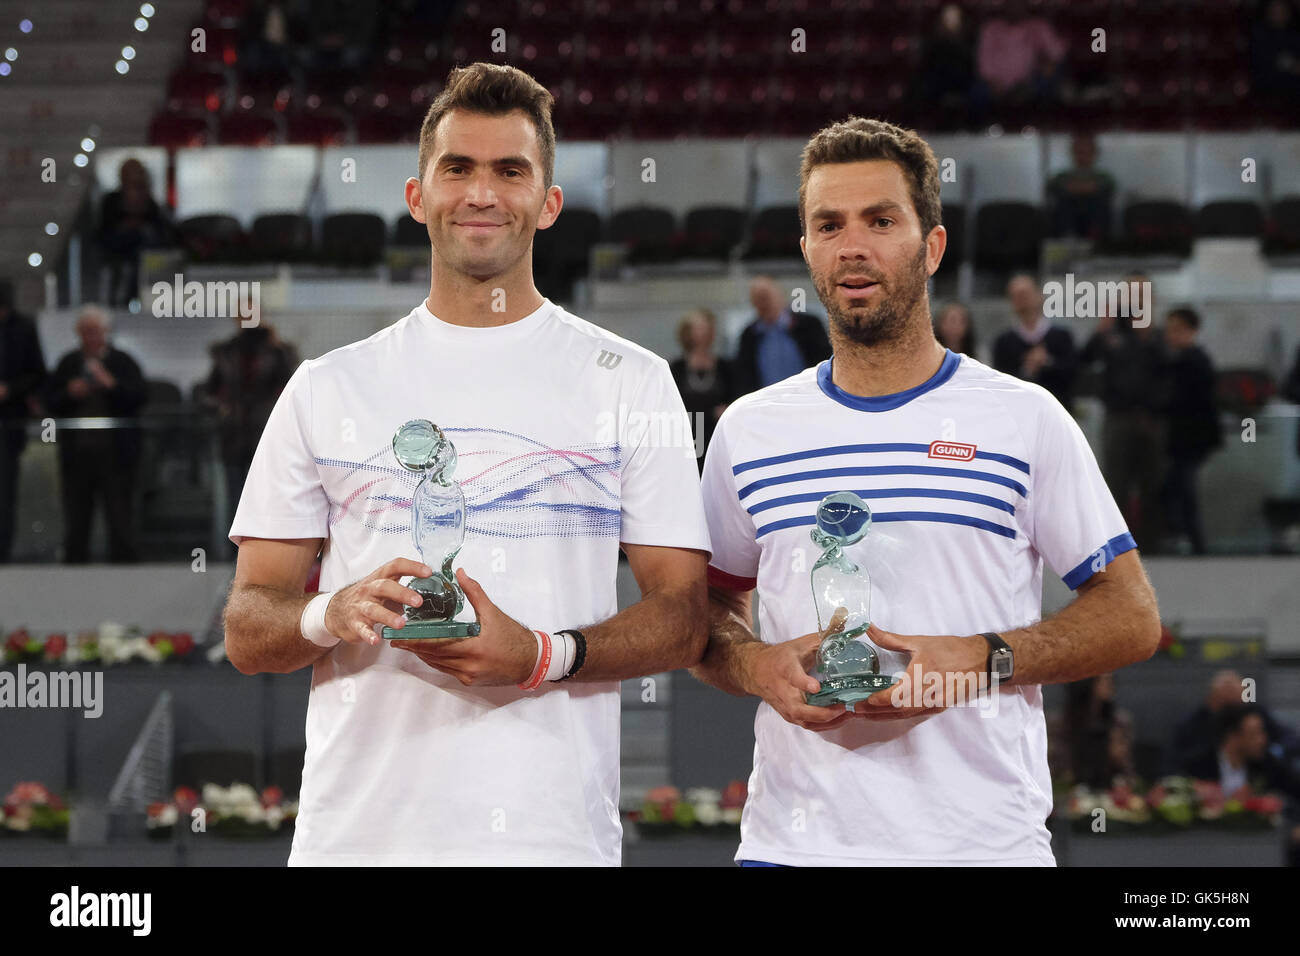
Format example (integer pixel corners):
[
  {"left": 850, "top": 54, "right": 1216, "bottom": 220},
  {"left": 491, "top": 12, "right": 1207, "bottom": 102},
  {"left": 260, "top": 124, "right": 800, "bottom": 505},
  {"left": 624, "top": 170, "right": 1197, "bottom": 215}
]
[{"left": 979, "top": 632, "right": 1014, "bottom": 685}]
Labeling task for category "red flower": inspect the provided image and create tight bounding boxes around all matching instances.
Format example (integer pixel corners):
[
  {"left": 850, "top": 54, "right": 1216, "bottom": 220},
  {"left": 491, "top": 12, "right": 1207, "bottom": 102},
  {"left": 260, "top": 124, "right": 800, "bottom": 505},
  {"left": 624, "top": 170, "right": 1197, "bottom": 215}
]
[
  {"left": 43, "top": 634, "right": 68, "bottom": 660},
  {"left": 260, "top": 785, "right": 284, "bottom": 808},
  {"left": 173, "top": 786, "right": 200, "bottom": 814},
  {"left": 5, "top": 628, "right": 31, "bottom": 653},
  {"left": 1157, "top": 625, "right": 1174, "bottom": 651},
  {"left": 171, "top": 632, "right": 195, "bottom": 656},
  {"left": 721, "top": 780, "right": 748, "bottom": 809}
]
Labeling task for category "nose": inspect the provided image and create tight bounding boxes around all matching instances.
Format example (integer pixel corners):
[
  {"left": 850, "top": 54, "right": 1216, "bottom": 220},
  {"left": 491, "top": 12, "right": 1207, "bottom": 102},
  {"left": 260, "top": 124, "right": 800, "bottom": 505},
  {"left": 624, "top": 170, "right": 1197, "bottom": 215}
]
[
  {"left": 835, "top": 222, "right": 876, "bottom": 266},
  {"left": 463, "top": 168, "right": 497, "bottom": 209}
]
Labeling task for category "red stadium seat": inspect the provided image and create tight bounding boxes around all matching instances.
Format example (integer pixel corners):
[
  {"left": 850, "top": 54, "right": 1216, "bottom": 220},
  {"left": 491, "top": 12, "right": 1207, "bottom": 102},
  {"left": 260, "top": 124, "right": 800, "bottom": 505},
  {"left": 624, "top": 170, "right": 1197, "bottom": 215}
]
[
  {"left": 355, "top": 108, "right": 421, "bottom": 144},
  {"left": 285, "top": 111, "right": 349, "bottom": 147},
  {"left": 166, "top": 68, "right": 227, "bottom": 114},
  {"left": 148, "top": 111, "right": 213, "bottom": 149},
  {"left": 250, "top": 213, "right": 314, "bottom": 262},
  {"left": 234, "top": 68, "right": 294, "bottom": 113},
  {"left": 217, "top": 111, "right": 280, "bottom": 146}
]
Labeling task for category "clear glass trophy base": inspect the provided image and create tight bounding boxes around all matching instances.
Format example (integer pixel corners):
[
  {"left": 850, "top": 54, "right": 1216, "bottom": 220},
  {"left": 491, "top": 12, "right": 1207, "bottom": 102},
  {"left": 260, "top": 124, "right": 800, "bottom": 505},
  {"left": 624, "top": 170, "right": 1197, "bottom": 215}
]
[
  {"left": 381, "top": 620, "right": 480, "bottom": 641},
  {"left": 806, "top": 674, "right": 898, "bottom": 710}
]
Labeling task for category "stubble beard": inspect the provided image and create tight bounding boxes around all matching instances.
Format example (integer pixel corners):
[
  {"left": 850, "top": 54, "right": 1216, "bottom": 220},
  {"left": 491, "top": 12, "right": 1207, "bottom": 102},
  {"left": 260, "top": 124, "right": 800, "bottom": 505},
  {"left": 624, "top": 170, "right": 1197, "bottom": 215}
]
[{"left": 815, "top": 242, "right": 931, "bottom": 349}]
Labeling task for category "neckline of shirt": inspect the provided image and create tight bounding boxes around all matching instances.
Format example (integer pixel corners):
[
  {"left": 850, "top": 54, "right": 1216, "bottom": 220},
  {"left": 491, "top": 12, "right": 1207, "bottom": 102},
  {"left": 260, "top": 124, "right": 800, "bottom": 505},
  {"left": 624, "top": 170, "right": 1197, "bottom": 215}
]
[
  {"left": 816, "top": 348, "right": 960, "bottom": 412},
  {"left": 413, "top": 297, "right": 555, "bottom": 338}
]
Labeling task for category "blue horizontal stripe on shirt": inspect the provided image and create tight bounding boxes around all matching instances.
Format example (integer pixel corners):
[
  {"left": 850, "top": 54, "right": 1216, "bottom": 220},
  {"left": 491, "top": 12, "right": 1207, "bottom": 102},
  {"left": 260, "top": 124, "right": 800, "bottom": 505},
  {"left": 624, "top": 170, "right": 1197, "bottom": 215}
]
[
  {"left": 732, "top": 443, "right": 1031, "bottom": 476},
  {"left": 1062, "top": 532, "right": 1138, "bottom": 589},
  {"left": 755, "top": 510, "right": 1018, "bottom": 539},
  {"left": 737, "top": 465, "right": 1028, "bottom": 500},
  {"left": 746, "top": 487, "right": 1017, "bottom": 516}
]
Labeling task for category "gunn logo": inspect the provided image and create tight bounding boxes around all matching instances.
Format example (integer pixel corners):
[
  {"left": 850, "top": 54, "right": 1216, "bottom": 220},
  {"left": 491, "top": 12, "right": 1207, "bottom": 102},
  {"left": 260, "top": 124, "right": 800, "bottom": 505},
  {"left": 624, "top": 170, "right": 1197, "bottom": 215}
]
[{"left": 928, "top": 440, "right": 976, "bottom": 461}]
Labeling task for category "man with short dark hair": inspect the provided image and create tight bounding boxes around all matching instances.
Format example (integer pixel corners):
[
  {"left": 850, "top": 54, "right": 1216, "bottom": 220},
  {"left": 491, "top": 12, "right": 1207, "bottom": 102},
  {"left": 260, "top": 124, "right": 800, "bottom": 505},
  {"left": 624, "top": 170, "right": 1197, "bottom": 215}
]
[
  {"left": 223, "top": 63, "right": 710, "bottom": 866},
  {"left": 1160, "top": 306, "right": 1221, "bottom": 554},
  {"left": 733, "top": 275, "right": 831, "bottom": 396},
  {"left": 693, "top": 115, "right": 1161, "bottom": 866},
  {"left": 992, "top": 273, "right": 1079, "bottom": 410}
]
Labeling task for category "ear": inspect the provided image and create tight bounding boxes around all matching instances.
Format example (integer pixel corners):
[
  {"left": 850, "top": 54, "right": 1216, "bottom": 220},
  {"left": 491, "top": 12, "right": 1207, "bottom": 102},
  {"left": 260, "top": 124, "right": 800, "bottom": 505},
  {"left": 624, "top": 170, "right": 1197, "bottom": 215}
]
[
  {"left": 536, "top": 183, "right": 564, "bottom": 231},
  {"left": 404, "top": 176, "right": 427, "bottom": 224},
  {"left": 925, "top": 224, "right": 947, "bottom": 277},
  {"left": 798, "top": 233, "right": 808, "bottom": 268}
]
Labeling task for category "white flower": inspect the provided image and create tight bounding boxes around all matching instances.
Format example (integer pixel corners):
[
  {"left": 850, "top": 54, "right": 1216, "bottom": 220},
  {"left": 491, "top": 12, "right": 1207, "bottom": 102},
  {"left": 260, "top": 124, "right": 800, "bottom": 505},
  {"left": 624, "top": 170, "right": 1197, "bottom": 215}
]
[
  {"left": 684, "top": 787, "right": 721, "bottom": 805},
  {"left": 264, "top": 805, "right": 284, "bottom": 830},
  {"left": 693, "top": 801, "right": 722, "bottom": 826},
  {"left": 721, "top": 807, "right": 742, "bottom": 825},
  {"left": 202, "top": 783, "right": 227, "bottom": 809},
  {"left": 99, "top": 622, "right": 127, "bottom": 644}
]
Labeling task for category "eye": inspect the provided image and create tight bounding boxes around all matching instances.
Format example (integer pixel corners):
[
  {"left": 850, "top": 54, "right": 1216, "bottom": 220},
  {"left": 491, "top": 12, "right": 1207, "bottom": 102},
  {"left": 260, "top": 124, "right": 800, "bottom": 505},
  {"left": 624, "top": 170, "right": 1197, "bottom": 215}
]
[
  {"left": 875, "top": 218, "right": 894, "bottom": 227},
  {"left": 446, "top": 166, "right": 465, "bottom": 175},
  {"left": 818, "top": 222, "right": 838, "bottom": 233},
  {"left": 502, "top": 168, "right": 522, "bottom": 178}
]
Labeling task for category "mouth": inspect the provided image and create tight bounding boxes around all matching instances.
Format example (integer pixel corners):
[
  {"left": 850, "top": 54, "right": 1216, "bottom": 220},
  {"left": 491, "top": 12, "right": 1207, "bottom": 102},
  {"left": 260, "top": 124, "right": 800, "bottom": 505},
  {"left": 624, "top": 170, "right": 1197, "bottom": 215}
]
[
  {"left": 837, "top": 277, "right": 881, "bottom": 297},
  {"left": 454, "top": 222, "right": 505, "bottom": 232}
]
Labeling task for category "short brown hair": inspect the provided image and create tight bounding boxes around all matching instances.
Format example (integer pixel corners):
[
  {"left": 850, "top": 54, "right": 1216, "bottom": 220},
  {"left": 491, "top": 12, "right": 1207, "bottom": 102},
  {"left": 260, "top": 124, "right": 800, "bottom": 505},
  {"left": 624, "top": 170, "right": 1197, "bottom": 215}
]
[
  {"left": 418, "top": 63, "right": 556, "bottom": 188},
  {"left": 798, "top": 116, "right": 942, "bottom": 239}
]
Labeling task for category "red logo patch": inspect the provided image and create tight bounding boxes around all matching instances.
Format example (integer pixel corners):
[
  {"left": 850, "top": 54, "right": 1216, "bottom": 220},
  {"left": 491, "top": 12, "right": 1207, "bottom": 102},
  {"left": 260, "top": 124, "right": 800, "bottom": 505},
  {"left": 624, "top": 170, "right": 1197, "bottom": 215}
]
[{"left": 928, "top": 440, "right": 976, "bottom": 461}]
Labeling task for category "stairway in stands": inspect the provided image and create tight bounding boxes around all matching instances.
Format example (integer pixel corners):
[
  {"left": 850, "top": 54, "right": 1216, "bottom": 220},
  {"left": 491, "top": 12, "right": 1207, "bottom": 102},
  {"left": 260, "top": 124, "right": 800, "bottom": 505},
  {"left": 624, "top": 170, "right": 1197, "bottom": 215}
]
[{"left": 0, "top": 0, "right": 200, "bottom": 310}]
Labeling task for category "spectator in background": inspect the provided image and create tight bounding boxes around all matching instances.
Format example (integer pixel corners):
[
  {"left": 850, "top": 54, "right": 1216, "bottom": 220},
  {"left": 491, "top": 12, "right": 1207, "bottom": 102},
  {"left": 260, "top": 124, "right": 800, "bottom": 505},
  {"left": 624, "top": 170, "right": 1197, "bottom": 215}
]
[
  {"left": 240, "top": 1, "right": 299, "bottom": 73},
  {"left": 992, "top": 273, "right": 1078, "bottom": 410},
  {"left": 1065, "top": 673, "right": 1133, "bottom": 789},
  {"left": 1171, "top": 669, "right": 1300, "bottom": 774},
  {"left": 933, "top": 300, "right": 977, "bottom": 358},
  {"left": 1047, "top": 133, "right": 1115, "bottom": 242},
  {"left": 300, "top": 0, "right": 379, "bottom": 72},
  {"left": 975, "top": 0, "right": 1066, "bottom": 115},
  {"left": 733, "top": 275, "right": 831, "bottom": 396},
  {"left": 1181, "top": 704, "right": 1300, "bottom": 804},
  {"left": 1160, "top": 307, "right": 1221, "bottom": 555},
  {"left": 46, "top": 306, "right": 148, "bottom": 563},
  {"left": 98, "top": 159, "right": 174, "bottom": 307},
  {"left": 0, "top": 280, "right": 46, "bottom": 563},
  {"left": 1251, "top": 0, "right": 1300, "bottom": 112},
  {"left": 913, "top": 4, "right": 976, "bottom": 127},
  {"left": 669, "top": 309, "right": 734, "bottom": 472},
  {"left": 1079, "top": 275, "right": 1166, "bottom": 552},
  {"left": 202, "top": 308, "right": 299, "bottom": 534}
]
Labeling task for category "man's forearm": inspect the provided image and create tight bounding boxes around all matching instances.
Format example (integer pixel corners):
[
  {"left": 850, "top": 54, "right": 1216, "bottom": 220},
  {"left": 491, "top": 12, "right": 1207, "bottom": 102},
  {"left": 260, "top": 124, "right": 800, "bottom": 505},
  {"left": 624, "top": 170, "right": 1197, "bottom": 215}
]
[
  {"left": 1000, "top": 555, "right": 1160, "bottom": 686},
  {"left": 689, "top": 586, "right": 762, "bottom": 697},
  {"left": 570, "top": 581, "right": 706, "bottom": 682},
  {"left": 223, "top": 583, "right": 332, "bottom": 675}
]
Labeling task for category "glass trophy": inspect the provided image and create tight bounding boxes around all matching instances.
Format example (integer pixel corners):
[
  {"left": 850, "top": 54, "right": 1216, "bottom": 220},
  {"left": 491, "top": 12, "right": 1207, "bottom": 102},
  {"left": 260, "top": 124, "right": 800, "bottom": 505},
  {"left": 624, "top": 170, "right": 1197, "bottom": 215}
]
[
  {"left": 805, "top": 492, "right": 901, "bottom": 710},
  {"left": 381, "top": 420, "right": 481, "bottom": 640}
]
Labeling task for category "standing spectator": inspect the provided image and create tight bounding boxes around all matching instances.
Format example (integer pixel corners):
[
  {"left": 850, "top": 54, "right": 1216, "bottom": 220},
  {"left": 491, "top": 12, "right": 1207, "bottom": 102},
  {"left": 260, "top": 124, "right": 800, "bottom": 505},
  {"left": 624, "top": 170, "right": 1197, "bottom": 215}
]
[
  {"left": 669, "top": 309, "right": 734, "bottom": 471},
  {"left": 1079, "top": 278, "right": 1167, "bottom": 552},
  {"left": 733, "top": 275, "right": 831, "bottom": 396},
  {"left": 992, "top": 273, "right": 1078, "bottom": 409},
  {"left": 933, "top": 300, "right": 977, "bottom": 358},
  {"left": 98, "top": 159, "right": 174, "bottom": 307},
  {"left": 1047, "top": 133, "right": 1116, "bottom": 242},
  {"left": 46, "top": 306, "right": 147, "bottom": 563},
  {"left": 202, "top": 309, "right": 299, "bottom": 533},
  {"left": 975, "top": 0, "right": 1066, "bottom": 115},
  {"left": 1160, "top": 307, "right": 1221, "bottom": 555},
  {"left": 0, "top": 280, "right": 46, "bottom": 563},
  {"left": 913, "top": 4, "right": 976, "bottom": 127}
]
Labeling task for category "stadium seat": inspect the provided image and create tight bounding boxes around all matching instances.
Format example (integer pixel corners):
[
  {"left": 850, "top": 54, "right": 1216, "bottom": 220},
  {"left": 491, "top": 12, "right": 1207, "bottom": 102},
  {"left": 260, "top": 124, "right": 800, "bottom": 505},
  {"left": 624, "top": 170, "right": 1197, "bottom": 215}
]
[
  {"left": 178, "top": 214, "right": 246, "bottom": 263},
  {"left": 320, "top": 212, "right": 388, "bottom": 266},
  {"left": 973, "top": 202, "right": 1044, "bottom": 273},
  {"left": 176, "top": 146, "right": 319, "bottom": 227},
  {"left": 285, "top": 111, "right": 348, "bottom": 146},
  {"left": 682, "top": 206, "right": 746, "bottom": 260},
  {"left": 742, "top": 205, "right": 801, "bottom": 260},
  {"left": 166, "top": 68, "right": 227, "bottom": 113},
  {"left": 148, "top": 112, "right": 213, "bottom": 149},
  {"left": 1120, "top": 200, "right": 1193, "bottom": 256},
  {"left": 1265, "top": 198, "right": 1300, "bottom": 255},
  {"left": 301, "top": 68, "right": 367, "bottom": 112},
  {"left": 217, "top": 111, "right": 280, "bottom": 146},
  {"left": 250, "top": 214, "right": 314, "bottom": 262},
  {"left": 1196, "top": 201, "right": 1265, "bottom": 238},
  {"left": 393, "top": 216, "right": 429, "bottom": 248},
  {"left": 534, "top": 207, "right": 603, "bottom": 300},
  {"left": 234, "top": 67, "right": 294, "bottom": 113},
  {"left": 356, "top": 108, "right": 421, "bottom": 143},
  {"left": 609, "top": 206, "right": 678, "bottom": 263}
]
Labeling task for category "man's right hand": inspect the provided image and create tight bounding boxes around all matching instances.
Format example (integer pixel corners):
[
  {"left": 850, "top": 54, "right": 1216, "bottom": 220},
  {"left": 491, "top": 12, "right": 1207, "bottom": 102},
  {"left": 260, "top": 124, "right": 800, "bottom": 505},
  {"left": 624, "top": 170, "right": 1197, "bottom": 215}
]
[
  {"left": 324, "top": 558, "right": 431, "bottom": 647},
  {"left": 743, "top": 621, "right": 857, "bottom": 733}
]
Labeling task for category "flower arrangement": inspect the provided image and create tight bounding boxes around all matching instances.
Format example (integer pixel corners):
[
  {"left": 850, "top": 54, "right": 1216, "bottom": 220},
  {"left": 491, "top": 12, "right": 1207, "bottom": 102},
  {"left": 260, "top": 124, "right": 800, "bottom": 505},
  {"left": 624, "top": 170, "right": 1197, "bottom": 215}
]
[
  {"left": 1065, "top": 776, "right": 1283, "bottom": 833},
  {"left": 3, "top": 624, "right": 197, "bottom": 666},
  {"left": 1, "top": 782, "right": 70, "bottom": 837},
  {"left": 147, "top": 784, "right": 298, "bottom": 838},
  {"left": 628, "top": 781, "right": 747, "bottom": 835}
]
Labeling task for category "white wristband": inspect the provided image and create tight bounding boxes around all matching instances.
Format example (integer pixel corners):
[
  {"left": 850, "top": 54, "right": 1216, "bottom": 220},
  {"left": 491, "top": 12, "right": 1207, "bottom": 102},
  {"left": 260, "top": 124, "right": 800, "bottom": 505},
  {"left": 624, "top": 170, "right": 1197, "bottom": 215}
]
[
  {"left": 300, "top": 591, "right": 340, "bottom": 648},
  {"left": 546, "top": 630, "right": 574, "bottom": 682}
]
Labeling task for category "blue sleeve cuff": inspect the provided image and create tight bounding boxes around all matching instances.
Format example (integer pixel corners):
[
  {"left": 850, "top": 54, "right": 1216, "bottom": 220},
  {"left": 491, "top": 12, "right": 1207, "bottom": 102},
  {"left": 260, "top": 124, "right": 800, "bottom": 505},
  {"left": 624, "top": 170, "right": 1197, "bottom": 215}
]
[{"left": 1062, "top": 532, "right": 1138, "bottom": 590}]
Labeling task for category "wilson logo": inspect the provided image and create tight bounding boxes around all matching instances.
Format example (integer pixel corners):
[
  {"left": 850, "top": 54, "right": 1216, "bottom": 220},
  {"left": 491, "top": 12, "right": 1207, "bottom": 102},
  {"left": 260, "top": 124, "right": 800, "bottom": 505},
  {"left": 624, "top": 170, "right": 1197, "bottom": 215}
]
[
  {"left": 595, "top": 350, "right": 623, "bottom": 370},
  {"left": 928, "top": 440, "right": 976, "bottom": 461}
]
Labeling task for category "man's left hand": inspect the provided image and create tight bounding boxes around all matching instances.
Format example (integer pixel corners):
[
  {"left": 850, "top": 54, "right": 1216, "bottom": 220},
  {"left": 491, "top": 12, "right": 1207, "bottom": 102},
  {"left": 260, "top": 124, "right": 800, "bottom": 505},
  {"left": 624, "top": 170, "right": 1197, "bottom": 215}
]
[
  {"left": 857, "top": 625, "right": 990, "bottom": 720},
  {"left": 391, "top": 569, "right": 538, "bottom": 687}
]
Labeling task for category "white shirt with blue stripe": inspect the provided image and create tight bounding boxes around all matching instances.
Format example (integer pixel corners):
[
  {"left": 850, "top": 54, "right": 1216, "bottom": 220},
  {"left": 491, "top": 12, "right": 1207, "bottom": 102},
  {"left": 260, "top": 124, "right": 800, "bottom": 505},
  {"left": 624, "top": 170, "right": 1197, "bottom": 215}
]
[{"left": 702, "top": 348, "right": 1134, "bottom": 865}]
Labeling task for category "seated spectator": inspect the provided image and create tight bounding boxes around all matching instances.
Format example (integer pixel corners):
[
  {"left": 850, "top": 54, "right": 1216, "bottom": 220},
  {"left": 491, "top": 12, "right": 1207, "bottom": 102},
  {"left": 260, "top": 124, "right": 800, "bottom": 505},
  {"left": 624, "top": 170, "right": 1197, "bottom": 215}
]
[
  {"left": 202, "top": 307, "right": 300, "bottom": 534},
  {"left": 669, "top": 309, "right": 735, "bottom": 471},
  {"left": 0, "top": 279, "right": 46, "bottom": 563},
  {"left": 45, "top": 306, "right": 148, "bottom": 563},
  {"left": 933, "top": 300, "right": 977, "bottom": 359},
  {"left": 1160, "top": 307, "right": 1222, "bottom": 555},
  {"left": 1047, "top": 133, "right": 1115, "bottom": 242},
  {"left": 1171, "top": 669, "right": 1300, "bottom": 774},
  {"left": 975, "top": 0, "right": 1066, "bottom": 115},
  {"left": 1251, "top": 0, "right": 1300, "bottom": 112},
  {"left": 1065, "top": 673, "right": 1135, "bottom": 789},
  {"left": 913, "top": 4, "right": 976, "bottom": 126},
  {"left": 1181, "top": 704, "right": 1300, "bottom": 803},
  {"left": 1079, "top": 275, "right": 1166, "bottom": 552},
  {"left": 991, "top": 273, "right": 1078, "bottom": 410},
  {"left": 98, "top": 159, "right": 174, "bottom": 307},
  {"left": 733, "top": 276, "right": 831, "bottom": 396}
]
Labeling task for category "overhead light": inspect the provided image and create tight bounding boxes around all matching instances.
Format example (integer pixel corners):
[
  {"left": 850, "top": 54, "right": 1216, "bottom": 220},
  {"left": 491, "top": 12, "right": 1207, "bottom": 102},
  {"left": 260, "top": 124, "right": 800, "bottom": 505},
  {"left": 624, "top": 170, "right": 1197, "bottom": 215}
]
[
  {"left": 28, "top": 253, "right": 43, "bottom": 267},
  {"left": 135, "top": 18, "right": 149, "bottom": 31},
  {"left": 81, "top": 137, "right": 95, "bottom": 151},
  {"left": 122, "top": 46, "right": 135, "bottom": 60},
  {"left": 140, "top": 3, "right": 155, "bottom": 17},
  {"left": 74, "top": 153, "right": 88, "bottom": 167},
  {"left": 115, "top": 59, "right": 129, "bottom": 74},
  {"left": 45, "top": 222, "right": 58, "bottom": 236},
  {"left": 4, "top": 48, "right": 17, "bottom": 61},
  {"left": 19, "top": 19, "right": 32, "bottom": 33}
]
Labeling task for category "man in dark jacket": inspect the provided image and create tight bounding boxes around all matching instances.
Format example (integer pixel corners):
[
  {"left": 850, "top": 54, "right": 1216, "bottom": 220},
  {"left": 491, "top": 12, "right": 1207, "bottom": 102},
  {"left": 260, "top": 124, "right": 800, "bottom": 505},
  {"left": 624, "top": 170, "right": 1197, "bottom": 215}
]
[
  {"left": 733, "top": 275, "right": 831, "bottom": 396},
  {"left": 991, "top": 273, "right": 1078, "bottom": 410},
  {"left": 1160, "top": 307, "right": 1221, "bottom": 554},
  {"left": 46, "top": 305, "right": 148, "bottom": 563},
  {"left": 0, "top": 280, "right": 47, "bottom": 562}
]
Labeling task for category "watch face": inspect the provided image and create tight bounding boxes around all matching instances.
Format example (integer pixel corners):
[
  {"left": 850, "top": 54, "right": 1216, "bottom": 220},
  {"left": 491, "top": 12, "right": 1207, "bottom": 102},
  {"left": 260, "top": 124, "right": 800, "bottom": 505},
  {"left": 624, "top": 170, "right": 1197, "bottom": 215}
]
[{"left": 993, "top": 650, "right": 1013, "bottom": 682}]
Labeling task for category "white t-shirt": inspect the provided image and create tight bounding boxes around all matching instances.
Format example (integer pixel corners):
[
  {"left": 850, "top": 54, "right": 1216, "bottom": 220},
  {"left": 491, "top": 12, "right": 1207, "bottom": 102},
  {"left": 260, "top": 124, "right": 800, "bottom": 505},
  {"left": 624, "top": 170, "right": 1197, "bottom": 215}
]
[
  {"left": 701, "top": 350, "right": 1134, "bottom": 866},
  {"left": 230, "top": 298, "right": 710, "bottom": 866}
]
